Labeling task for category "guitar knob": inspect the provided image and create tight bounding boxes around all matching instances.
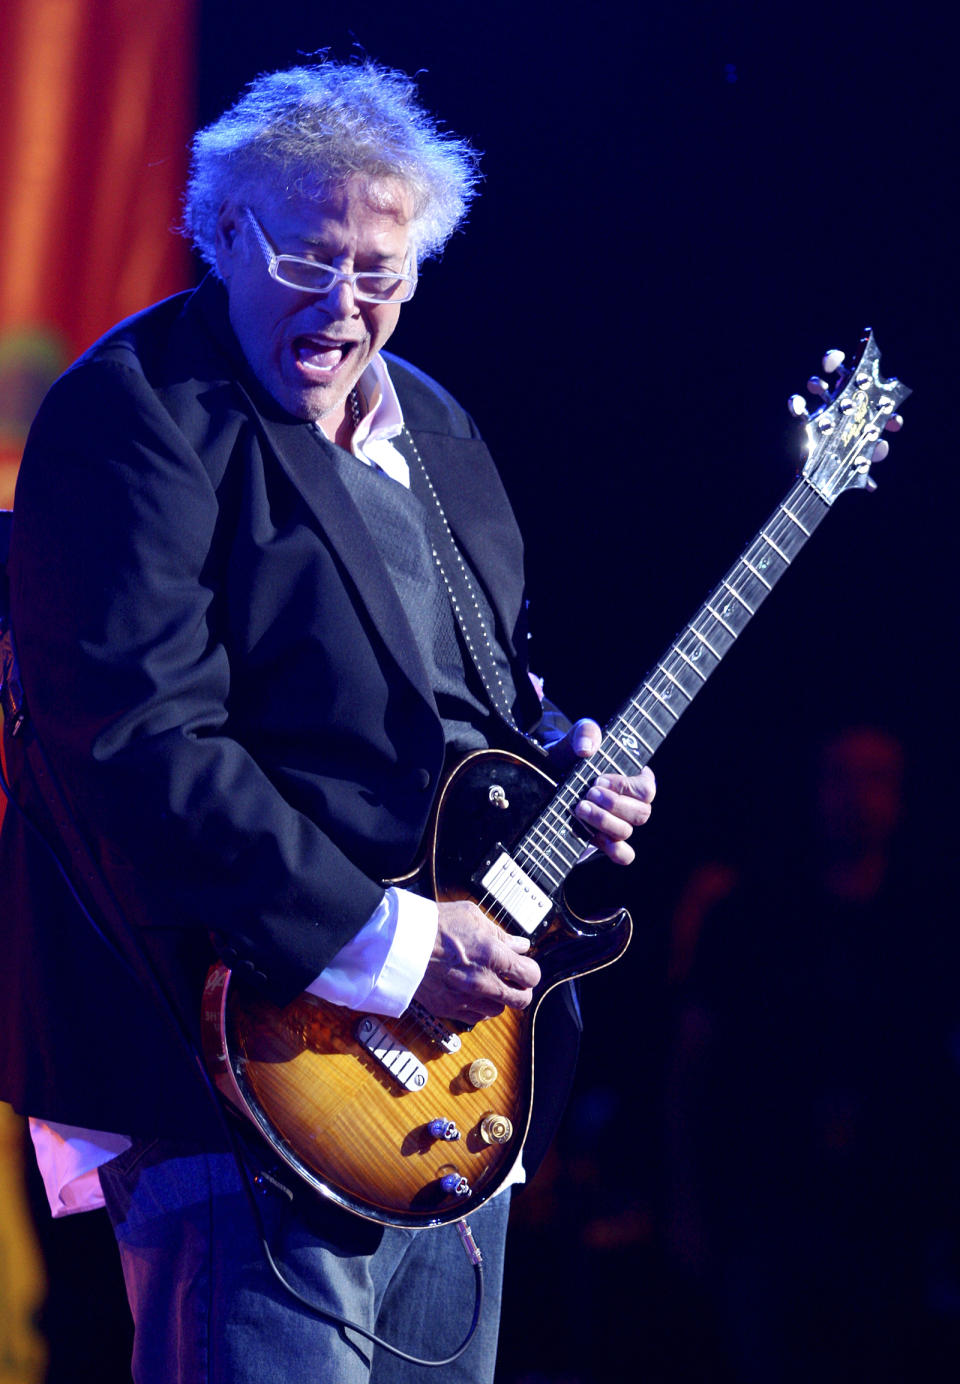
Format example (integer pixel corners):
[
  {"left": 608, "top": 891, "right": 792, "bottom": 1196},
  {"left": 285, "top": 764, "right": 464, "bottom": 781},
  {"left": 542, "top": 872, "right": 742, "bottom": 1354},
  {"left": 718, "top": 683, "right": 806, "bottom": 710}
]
[
  {"left": 822, "top": 348, "right": 846, "bottom": 373},
  {"left": 884, "top": 413, "right": 904, "bottom": 432},
  {"left": 807, "top": 376, "right": 830, "bottom": 398},
  {"left": 468, "top": 1058, "right": 498, "bottom": 1089},
  {"left": 870, "top": 439, "right": 890, "bottom": 462},
  {"left": 787, "top": 394, "right": 809, "bottom": 418},
  {"left": 427, "top": 1118, "right": 461, "bottom": 1141},
  {"left": 440, "top": 1173, "right": 471, "bottom": 1197},
  {"left": 480, "top": 1114, "right": 514, "bottom": 1145}
]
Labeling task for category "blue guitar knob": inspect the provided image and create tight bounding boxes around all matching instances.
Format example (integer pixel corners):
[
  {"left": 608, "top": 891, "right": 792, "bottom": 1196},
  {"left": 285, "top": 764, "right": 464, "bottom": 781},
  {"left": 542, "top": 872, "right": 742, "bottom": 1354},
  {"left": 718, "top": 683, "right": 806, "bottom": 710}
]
[
  {"left": 440, "top": 1173, "right": 471, "bottom": 1197},
  {"left": 428, "top": 1118, "right": 460, "bottom": 1141}
]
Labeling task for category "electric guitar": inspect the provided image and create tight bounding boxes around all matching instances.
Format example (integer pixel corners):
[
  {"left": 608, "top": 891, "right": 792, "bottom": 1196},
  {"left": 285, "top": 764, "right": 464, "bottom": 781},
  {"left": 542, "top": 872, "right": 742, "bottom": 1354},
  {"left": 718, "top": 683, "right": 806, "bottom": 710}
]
[{"left": 201, "top": 331, "right": 910, "bottom": 1227}]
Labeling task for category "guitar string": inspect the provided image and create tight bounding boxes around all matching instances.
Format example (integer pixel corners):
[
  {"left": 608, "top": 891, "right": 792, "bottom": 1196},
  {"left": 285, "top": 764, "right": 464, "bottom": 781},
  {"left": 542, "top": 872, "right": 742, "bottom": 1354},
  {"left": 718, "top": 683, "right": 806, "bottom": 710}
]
[
  {"left": 418, "top": 427, "right": 877, "bottom": 1001},
  {"left": 452, "top": 481, "right": 813, "bottom": 903},
  {"left": 434, "top": 478, "right": 833, "bottom": 953},
  {"left": 512, "top": 477, "right": 828, "bottom": 889}
]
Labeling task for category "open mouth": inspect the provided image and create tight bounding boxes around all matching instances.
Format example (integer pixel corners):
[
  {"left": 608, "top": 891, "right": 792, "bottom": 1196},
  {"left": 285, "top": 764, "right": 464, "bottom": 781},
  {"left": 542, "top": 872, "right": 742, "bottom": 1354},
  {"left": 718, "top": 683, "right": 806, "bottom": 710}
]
[{"left": 293, "top": 336, "right": 357, "bottom": 377}]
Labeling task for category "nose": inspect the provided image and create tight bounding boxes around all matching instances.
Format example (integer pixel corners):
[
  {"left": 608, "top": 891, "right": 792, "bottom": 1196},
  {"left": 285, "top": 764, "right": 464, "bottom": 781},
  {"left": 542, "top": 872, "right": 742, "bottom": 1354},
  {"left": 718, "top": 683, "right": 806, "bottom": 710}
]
[{"left": 317, "top": 277, "right": 358, "bottom": 318}]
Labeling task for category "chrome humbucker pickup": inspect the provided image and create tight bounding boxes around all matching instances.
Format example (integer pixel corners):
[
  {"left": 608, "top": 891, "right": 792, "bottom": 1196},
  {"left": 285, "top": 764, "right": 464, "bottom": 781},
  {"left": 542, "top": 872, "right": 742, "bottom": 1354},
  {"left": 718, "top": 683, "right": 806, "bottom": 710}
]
[{"left": 479, "top": 850, "right": 553, "bottom": 934}]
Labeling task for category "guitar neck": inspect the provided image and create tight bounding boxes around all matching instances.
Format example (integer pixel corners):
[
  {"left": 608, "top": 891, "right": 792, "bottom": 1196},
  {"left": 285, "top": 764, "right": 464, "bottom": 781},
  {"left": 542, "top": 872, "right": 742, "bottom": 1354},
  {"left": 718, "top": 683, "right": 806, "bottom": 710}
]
[{"left": 515, "top": 475, "right": 833, "bottom": 893}]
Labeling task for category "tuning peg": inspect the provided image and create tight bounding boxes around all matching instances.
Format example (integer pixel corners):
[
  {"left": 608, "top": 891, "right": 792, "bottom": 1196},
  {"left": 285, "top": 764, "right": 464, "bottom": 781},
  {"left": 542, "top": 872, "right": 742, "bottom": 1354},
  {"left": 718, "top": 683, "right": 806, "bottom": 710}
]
[
  {"left": 870, "top": 439, "right": 890, "bottom": 462},
  {"left": 884, "top": 413, "right": 904, "bottom": 433},
  {"left": 822, "top": 348, "right": 845, "bottom": 373},
  {"left": 807, "top": 376, "right": 831, "bottom": 399},
  {"left": 787, "top": 394, "right": 809, "bottom": 418}
]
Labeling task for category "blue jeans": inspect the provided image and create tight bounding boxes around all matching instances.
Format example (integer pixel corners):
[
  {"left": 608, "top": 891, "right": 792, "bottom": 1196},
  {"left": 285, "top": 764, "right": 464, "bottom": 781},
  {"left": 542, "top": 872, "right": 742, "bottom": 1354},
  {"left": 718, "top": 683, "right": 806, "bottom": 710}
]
[{"left": 99, "top": 1136, "right": 510, "bottom": 1384}]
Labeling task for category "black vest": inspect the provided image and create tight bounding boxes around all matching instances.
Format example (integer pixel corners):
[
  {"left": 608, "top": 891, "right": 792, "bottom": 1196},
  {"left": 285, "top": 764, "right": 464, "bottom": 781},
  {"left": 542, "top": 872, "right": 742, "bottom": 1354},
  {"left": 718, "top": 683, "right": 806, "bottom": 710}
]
[{"left": 319, "top": 434, "right": 518, "bottom": 754}]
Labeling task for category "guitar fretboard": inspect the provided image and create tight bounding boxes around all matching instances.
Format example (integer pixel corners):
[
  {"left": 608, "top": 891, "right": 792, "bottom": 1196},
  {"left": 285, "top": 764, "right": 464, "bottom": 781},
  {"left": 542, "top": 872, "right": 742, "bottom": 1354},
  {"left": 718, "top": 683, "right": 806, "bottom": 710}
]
[{"left": 514, "top": 475, "right": 832, "bottom": 894}]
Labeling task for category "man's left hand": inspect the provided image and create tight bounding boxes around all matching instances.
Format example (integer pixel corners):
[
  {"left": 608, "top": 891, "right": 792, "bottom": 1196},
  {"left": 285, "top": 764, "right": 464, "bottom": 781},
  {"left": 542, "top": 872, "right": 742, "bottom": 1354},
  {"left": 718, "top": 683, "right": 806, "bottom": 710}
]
[{"left": 549, "top": 717, "right": 656, "bottom": 867}]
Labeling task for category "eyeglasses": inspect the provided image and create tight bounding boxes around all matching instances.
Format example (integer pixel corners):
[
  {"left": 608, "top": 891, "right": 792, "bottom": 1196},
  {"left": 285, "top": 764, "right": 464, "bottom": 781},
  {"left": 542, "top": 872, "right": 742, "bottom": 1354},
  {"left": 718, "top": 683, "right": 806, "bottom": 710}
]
[{"left": 242, "top": 208, "right": 417, "bottom": 303}]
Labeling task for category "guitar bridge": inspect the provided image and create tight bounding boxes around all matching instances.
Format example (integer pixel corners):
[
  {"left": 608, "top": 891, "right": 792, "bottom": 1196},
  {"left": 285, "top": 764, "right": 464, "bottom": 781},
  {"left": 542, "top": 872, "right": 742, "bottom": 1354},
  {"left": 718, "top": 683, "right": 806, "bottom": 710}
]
[{"left": 355, "top": 1016, "right": 428, "bottom": 1091}]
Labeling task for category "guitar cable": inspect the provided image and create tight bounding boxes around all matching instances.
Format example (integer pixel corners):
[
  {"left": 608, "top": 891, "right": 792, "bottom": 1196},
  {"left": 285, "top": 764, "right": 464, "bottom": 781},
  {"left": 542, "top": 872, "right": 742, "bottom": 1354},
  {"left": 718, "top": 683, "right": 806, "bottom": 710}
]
[{"left": 0, "top": 700, "right": 486, "bottom": 1367}]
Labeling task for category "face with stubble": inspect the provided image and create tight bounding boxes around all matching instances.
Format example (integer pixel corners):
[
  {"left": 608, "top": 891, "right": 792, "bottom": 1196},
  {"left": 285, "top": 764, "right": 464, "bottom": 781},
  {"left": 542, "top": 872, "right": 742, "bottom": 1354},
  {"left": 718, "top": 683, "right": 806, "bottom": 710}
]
[{"left": 214, "top": 175, "right": 415, "bottom": 434}]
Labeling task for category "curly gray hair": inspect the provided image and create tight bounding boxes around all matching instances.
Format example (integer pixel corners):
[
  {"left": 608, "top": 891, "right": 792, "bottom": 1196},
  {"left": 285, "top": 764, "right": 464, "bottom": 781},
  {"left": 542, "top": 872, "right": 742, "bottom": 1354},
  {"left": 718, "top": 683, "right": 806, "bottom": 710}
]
[{"left": 183, "top": 60, "right": 481, "bottom": 270}]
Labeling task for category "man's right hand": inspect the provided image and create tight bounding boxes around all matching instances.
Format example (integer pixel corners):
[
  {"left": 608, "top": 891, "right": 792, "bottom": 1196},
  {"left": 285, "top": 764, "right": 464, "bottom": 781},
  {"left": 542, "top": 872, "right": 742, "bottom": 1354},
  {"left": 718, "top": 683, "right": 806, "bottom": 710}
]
[{"left": 412, "top": 900, "right": 541, "bottom": 1025}]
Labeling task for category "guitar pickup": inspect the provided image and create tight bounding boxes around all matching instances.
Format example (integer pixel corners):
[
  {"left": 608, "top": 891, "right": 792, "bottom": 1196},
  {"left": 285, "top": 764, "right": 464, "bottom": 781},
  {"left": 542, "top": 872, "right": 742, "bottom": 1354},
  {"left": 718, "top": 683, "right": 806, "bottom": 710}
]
[
  {"left": 477, "top": 848, "right": 553, "bottom": 935},
  {"left": 355, "top": 1016, "right": 428, "bottom": 1091}
]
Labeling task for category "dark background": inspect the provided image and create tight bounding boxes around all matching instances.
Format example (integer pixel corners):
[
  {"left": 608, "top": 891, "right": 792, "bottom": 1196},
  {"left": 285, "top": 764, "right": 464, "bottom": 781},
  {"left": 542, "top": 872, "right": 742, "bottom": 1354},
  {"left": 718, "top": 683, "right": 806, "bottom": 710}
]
[
  {"left": 30, "top": 3, "right": 960, "bottom": 1380},
  {"left": 194, "top": 0, "right": 957, "bottom": 854}
]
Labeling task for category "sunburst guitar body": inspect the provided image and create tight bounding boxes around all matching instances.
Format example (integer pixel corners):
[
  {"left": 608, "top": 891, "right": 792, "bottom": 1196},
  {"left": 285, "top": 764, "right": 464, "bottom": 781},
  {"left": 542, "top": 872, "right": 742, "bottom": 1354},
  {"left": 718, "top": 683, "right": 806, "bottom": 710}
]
[{"left": 202, "top": 747, "right": 630, "bottom": 1227}]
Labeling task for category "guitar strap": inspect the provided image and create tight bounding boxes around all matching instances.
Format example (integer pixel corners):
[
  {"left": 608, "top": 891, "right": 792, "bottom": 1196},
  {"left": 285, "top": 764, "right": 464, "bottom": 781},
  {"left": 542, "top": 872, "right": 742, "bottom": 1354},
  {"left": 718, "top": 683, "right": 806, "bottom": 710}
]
[{"left": 398, "top": 428, "right": 520, "bottom": 732}]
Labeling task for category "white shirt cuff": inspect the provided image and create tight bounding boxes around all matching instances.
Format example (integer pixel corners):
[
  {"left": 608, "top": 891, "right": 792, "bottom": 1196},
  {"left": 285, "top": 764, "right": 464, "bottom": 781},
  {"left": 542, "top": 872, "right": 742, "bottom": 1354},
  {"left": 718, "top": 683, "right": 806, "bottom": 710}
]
[
  {"left": 305, "top": 887, "right": 438, "bottom": 1017},
  {"left": 28, "top": 1119, "right": 132, "bottom": 1217}
]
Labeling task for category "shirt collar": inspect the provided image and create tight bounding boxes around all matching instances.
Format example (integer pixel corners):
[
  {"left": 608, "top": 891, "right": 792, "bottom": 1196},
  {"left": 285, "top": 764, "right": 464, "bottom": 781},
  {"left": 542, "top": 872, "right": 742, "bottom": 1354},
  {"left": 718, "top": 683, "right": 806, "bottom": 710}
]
[
  {"left": 350, "top": 354, "right": 404, "bottom": 453},
  {"left": 306, "top": 353, "right": 410, "bottom": 486}
]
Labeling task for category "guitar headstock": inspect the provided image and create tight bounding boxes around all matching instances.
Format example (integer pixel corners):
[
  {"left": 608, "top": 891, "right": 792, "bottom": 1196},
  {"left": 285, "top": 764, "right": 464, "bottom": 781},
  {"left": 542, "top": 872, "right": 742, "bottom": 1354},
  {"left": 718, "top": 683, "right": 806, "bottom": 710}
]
[{"left": 787, "top": 330, "right": 911, "bottom": 503}]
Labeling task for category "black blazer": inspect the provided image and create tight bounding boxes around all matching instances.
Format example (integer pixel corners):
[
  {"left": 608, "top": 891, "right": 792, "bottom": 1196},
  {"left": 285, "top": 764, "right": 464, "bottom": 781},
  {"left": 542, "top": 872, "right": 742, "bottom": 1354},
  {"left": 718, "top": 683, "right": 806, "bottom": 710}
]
[{"left": 0, "top": 279, "right": 578, "bottom": 1160}]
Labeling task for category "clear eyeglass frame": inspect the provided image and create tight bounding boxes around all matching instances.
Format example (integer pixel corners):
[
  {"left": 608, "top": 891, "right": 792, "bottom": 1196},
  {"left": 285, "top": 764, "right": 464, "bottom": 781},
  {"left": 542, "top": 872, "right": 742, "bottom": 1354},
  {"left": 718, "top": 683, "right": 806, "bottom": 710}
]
[{"left": 242, "top": 207, "right": 417, "bottom": 303}]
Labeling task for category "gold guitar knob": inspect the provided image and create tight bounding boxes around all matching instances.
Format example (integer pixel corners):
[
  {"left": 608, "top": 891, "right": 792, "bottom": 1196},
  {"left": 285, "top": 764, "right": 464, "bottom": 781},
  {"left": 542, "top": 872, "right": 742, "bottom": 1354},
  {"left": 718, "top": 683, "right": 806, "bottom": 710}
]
[
  {"left": 467, "top": 1058, "right": 498, "bottom": 1089},
  {"left": 480, "top": 1114, "right": 514, "bottom": 1145}
]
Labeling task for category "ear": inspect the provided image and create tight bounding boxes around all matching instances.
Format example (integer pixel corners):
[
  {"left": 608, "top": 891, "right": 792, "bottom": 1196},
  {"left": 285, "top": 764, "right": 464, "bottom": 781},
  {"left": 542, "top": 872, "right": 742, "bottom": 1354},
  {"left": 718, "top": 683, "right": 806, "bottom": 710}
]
[{"left": 214, "top": 201, "right": 244, "bottom": 281}]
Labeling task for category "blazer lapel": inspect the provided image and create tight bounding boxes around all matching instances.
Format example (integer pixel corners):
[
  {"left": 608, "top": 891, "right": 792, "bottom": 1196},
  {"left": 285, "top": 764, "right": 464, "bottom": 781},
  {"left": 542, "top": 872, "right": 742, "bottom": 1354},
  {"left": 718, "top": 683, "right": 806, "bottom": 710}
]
[
  {"left": 250, "top": 404, "right": 440, "bottom": 711},
  {"left": 190, "top": 283, "right": 435, "bottom": 706}
]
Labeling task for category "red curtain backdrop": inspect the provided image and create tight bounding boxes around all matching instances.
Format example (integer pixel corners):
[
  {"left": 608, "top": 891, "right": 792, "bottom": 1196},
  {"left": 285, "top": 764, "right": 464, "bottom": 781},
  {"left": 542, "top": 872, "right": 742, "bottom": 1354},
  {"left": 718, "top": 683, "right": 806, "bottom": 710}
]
[
  {"left": 0, "top": 11, "right": 194, "bottom": 1374},
  {"left": 0, "top": 0, "right": 196, "bottom": 511}
]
